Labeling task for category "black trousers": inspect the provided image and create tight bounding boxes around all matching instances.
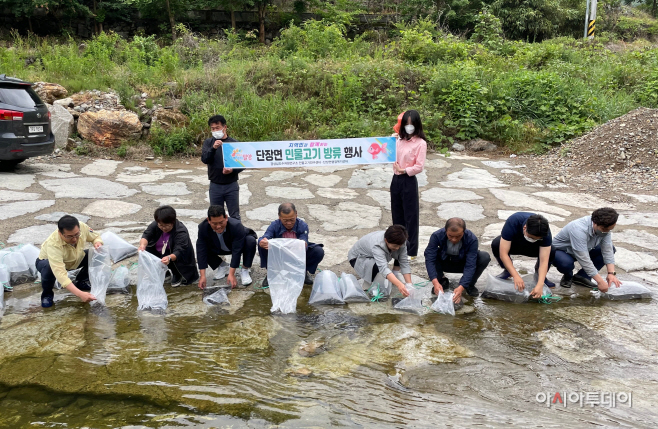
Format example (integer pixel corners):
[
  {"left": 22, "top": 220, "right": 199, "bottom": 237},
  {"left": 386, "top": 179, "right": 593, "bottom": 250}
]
[
  {"left": 491, "top": 235, "right": 554, "bottom": 273},
  {"left": 206, "top": 235, "right": 257, "bottom": 270},
  {"left": 37, "top": 250, "right": 89, "bottom": 300},
  {"left": 434, "top": 251, "right": 490, "bottom": 294},
  {"left": 390, "top": 173, "right": 419, "bottom": 256}
]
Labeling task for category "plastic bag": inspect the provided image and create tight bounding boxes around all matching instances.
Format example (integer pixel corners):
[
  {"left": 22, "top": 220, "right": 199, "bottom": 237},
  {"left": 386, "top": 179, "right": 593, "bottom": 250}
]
[
  {"left": 89, "top": 246, "right": 113, "bottom": 306},
  {"left": 394, "top": 286, "right": 431, "bottom": 313},
  {"left": 17, "top": 244, "right": 40, "bottom": 277},
  {"left": 0, "top": 249, "right": 34, "bottom": 285},
  {"left": 602, "top": 281, "right": 652, "bottom": 300},
  {"left": 108, "top": 266, "right": 131, "bottom": 294},
  {"left": 267, "top": 238, "right": 306, "bottom": 314},
  {"left": 431, "top": 291, "right": 455, "bottom": 316},
  {"left": 203, "top": 288, "right": 230, "bottom": 306},
  {"left": 339, "top": 272, "right": 370, "bottom": 303},
  {"left": 481, "top": 274, "right": 551, "bottom": 303},
  {"left": 137, "top": 250, "right": 168, "bottom": 311},
  {"left": 309, "top": 270, "right": 344, "bottom": 305},
  {"left": 55, "top": 268, "right": 82, "bottom": 290},
  {"left": 367, "top": 272, "right": 394, "bottom": 301},
  {"left": 101, "top": 231, "right": 138, "bottom": 263},
  {"left": 0, "top": 265, "right": 6, "bottom": 312}
]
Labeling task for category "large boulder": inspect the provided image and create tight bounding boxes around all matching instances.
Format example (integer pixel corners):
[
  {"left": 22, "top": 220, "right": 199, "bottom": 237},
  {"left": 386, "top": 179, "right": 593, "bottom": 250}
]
[
  {"left": 33, "top": 82, "right": 68, "bottom": 104},
  {"left": 152, "top": 108, "right": 189, "bottom": 130},
  {"left": 465, "top": 138, "right": 497, "bottom": 152},
  {"left": 46, "top": 104, "right": 74, "bottom": 148},
  {"left": 77, "top": 110, "right": 142, "bottom": 148}
]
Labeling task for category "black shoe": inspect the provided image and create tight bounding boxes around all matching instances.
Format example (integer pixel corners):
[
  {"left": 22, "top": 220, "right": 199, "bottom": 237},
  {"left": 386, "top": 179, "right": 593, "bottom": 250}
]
[
  {"left": 304, "top": 272, "right": 313, "bottom": 285},
  {"left": 573, "top": 274, "right": 596, "bottom": 288},
  {"left": 164, "top": 272, "right": 172, "bottom": 283},
  {"left": 560, "top": 275, "right": 572, "bottom": 288},
  {"left": 76, "top": 280, "right": 91, "bottom": 291},
  {"left": 466, "top": 286, "right": 480, "bottom": 297},
  {"left": 41, "top": 296, "right": 54, "bottom": 308},
  {"left": 171, "top": 274, "right": 183, "bottom": 287},
  {"left": 432, "top": 277, "right": 451, "bottom": 295},
  {"left": 544, "top": 278, "right": 556, "bottom": 288},
  {"left": 262, "top": 276, "right": 269, "bottom": 288}
]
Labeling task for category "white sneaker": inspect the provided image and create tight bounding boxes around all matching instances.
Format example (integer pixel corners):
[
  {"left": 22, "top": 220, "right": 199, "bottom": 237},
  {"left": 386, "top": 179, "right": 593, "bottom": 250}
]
[
  {"left": 214, "top": 261, "right": 230, "bottom": 280},
  {"left": 241, "top": 268, "right": 252, "bottom": 286}
]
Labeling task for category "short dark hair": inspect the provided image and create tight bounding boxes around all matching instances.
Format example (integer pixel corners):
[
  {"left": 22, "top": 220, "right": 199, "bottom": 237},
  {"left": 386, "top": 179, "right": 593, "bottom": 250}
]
[
  {"left": 398, "top": 109, "right": 427, "bottom": 141},
  {"left": 526, "top": 214, "right": 549, "bottom": 237},
  {"left": 384, "top": 225, "right": 408, "bottom": 245},
  {"left": 58, "top": 215, "right": 79, "bottom": 233},
  {"left": 154, "top": 205, "right": 177, "bottom": 224},
  {"left": 208, "top": 114, "right": 226, "bottom": 126},
  {"left": 278, "top": 202, "right": 296, "bottom": 215},
  {"left": 445, "top": 217, "right": 466, "bottom": 232},
  {"left": 592, "top": 207, "right": 619, "bottom": 228},
  {"left": 207, "top": 205, "right": 227, "bottom": 219}
]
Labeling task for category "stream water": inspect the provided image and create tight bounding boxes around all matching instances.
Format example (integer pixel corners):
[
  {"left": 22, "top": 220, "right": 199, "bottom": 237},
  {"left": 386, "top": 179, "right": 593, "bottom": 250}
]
[{"left": 0, "top": 278, "right": 656, "bottom": 428}]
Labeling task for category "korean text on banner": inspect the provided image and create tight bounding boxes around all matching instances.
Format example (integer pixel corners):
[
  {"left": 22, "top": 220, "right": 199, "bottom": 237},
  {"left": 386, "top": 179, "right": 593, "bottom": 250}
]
[{"left": 222, "top": 137, "right": 397, "bottom": 169}]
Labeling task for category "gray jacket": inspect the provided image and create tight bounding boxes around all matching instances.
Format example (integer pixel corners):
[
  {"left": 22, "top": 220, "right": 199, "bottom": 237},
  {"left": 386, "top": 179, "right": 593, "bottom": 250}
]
[
  {"left": 553, "top": 215, "right": 615, "bottom": 277},
  {"left": 348, "top": 231, "right": 411, "bottom": 283}
]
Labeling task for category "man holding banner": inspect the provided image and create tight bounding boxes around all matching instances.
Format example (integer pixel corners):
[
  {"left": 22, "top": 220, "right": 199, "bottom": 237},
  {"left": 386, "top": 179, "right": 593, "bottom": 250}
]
[{"left": 202, "top": 115, "right": 244, "bottom": 220}]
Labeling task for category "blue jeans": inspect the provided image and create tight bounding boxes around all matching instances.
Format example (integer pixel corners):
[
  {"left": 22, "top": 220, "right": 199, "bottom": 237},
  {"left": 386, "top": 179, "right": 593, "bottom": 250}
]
[
  {"left": 36, "top": 250, "right": 89, "bottom": 300},
  {"left": 259, "top": 244, "right": 324, "bottom": 274},
  {"left": 551, "top": 245, "right": 616, "bottom": 280},
  {"left": 209, "top": 181, "right": 240, "bottom": 221}
]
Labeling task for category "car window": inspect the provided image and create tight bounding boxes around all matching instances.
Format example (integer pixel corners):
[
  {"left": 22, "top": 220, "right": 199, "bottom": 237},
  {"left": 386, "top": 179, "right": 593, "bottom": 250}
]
[{"left": 0, "top": 85, "right": 41, "bottom": 108}]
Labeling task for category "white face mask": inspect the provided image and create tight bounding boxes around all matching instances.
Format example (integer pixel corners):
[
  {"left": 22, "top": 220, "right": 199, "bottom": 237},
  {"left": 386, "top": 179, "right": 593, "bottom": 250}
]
[
  {"left": 404, "top": 125, "right": 415, "bottom": 135},
  {"left": 212, "top": 130, "right": 224, "bottom": 140},
  {"left": 524, "top": 233, "right": 539, "bottom": 243}
]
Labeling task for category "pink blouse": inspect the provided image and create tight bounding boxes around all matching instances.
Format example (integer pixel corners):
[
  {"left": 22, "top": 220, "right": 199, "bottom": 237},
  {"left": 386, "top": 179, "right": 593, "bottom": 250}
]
[{"left": 394, "top": 136, "right": 427, "bottom": 177}]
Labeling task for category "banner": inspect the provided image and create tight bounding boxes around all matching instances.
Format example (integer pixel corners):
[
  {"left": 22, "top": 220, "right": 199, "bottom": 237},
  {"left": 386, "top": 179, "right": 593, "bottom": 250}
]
[{"left": 222, "top": 137, "right": 396, "bottom": 169}]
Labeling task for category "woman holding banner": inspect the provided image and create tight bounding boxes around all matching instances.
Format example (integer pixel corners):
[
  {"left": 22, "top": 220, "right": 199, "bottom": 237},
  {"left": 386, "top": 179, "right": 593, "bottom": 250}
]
[{"left": 390, "top": 110, "right": 427, "bottom": 260}]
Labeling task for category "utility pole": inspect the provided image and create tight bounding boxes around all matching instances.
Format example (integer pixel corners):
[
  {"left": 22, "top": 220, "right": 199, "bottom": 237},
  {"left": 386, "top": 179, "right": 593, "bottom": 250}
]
[{"left": 584, "top": 0, "right": 597, "bottom": 39}]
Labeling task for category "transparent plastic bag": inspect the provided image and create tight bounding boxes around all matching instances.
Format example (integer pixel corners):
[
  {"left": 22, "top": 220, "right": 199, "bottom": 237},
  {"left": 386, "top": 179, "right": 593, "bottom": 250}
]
[
  {"left": 0, "top": 265, "right": 6, "bottom": 312},
  {"left": 55, "top": 268, "right": 82, "bottom": 290},
  {"left": 309, "top": 270, "right": 344, "bottom": 305},
  {"left": 108, "top": 266, "right": 131, "bottom": 294},
  {"left": 367, "top": 272, "right": 394, "bottom": 301},
  {"left": 101, "top": 231, "right": 138, "bottom": 263},
  {"left": 203, "top": 288, "right": 230, "bottom": 306},
  {"left": 481, "top": 274, "right": 551, "bottom": 303},
  {"left": 137, "top": 250, "right": 168, "bottom": 311},
  {"left": 89, "top": 246, "right": 113, "bottom": 306},
  {"left": 339, "top": 272, "right": 370, "bottom": 303},
  {"left": 394, "top": 286, "right": 431, "bottom": 313},
  {"left": 602, "top": 281, "right": 651, "bottom": 300},
  {"left": 267, "top": 238, "right": 306, "bottom": 314},
  {"left": 17, "top": 244, "right": 40, "bottom": 277},
  {"left": 0, "top": 249, "right": 34, "bottom": 285},
  {"left": 431, "top": 291, "right": 455, "bottom": 316}
]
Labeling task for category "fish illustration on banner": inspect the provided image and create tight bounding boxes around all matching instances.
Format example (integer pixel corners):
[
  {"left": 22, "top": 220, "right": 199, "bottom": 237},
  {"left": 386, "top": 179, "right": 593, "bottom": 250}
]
[{"left": 222, "top": 137, "right": 396, "bottom": 169}]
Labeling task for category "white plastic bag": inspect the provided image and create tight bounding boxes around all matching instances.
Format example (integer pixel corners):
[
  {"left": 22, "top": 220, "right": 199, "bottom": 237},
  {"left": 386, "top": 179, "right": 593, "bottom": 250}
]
[
  {"left": 339, "top": 272, "right": 370, "bottom": 303},
  {"left": 108, "top": 266, "right": 131, "bottom": 294},
  {"left": 267, "top": 238, "right": 306, "bottom": 314},
  {"left": 0, "top": 249, "right": 33, "bottom": 285},
  {"left": 309, "top": 270, "right": 344, "bottom": 305},
  {"left": 603, "top": 281, "right": 651, "bottom": 300},
  {"left": 0, "top": 265, "right": 6, "bottom": 312},
  {"left": 367, "top": 272, "right": 393, "bottom": 301},
  {"left": 203, "top": 288, "right": 230, "bottom": 306},
  {"left": 54, "top": 268, "right": 82, "bottom": 290},
  {"left": 481, "top": 274, "right": 551, "bottom": 303},
  {"left": 101, "top": 231, "right": 138, "bottom": 263},
  {"left": 431, "top": 291, "right": 455, "bottom": 316},
  {"left": 137, "top": 250, "right": 168, "bottom": 311},
  {"left": 89, "top": 246, "right": 113, "bottom": 306},
  {"left": 394, "top": 286, "right": 431, "bottom": 313},
  {"left": 17, "top": 244, "right": 40, "bottom": 277}
]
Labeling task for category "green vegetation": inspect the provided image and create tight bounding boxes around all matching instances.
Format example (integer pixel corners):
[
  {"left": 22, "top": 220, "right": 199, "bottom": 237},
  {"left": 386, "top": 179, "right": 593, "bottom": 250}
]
[{"left": 1, "top": 14, "right": 658, "bottom": 155}]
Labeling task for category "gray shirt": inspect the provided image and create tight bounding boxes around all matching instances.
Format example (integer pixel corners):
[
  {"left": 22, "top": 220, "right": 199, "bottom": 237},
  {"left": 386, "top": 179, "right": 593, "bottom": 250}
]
[
  {"left": 446, "top": 240, "right": 462, "bottom": 256},
  {"left": 552, "top": 215, "right": 615, "bottom": 277},
  {"left": 348, "top": 230, "right": 411, "bottom": 282},
  {"left": 216, "top": 232, "right": 230, "bottom": 252}
]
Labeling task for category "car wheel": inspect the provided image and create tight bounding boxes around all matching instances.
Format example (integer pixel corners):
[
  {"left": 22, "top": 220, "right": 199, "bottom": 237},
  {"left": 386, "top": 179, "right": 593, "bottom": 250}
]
[{"left": 0, "top": 159, "right": 25, "bottom": 171}]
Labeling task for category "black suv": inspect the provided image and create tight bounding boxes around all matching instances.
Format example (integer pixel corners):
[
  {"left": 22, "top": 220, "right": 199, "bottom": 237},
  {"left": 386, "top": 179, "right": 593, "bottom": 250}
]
[{"left": 0, "top": 75, "right": 55, "bottom": 168}]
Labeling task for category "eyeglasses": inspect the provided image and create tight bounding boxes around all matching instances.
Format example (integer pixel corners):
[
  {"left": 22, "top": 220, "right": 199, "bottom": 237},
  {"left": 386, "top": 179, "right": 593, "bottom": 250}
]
[
  {"left": 157, "top": 223, "right": 173, "bottom": 229},
  {"left": 63, "top": 233, "right": 81, "bottom": 240}
]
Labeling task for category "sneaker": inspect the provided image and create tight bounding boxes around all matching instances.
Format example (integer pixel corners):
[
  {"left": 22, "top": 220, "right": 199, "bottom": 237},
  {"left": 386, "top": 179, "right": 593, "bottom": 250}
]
[
  {"left": 41, "top": 296, "right": 53, "bottom": 308},
  {"left": 214, "top": 261, "right": 230, "bottom": 280},
  {"left": 262, "top": 276, "right": 269, "bottom": 288},
  {"left": 573, "top": 274, "right": 597, "bottom": 288},
  {"left": 304, "top": 272, "right": 314, "bottom": 285},
  {"left": 3, "top": 284, "right": 13, "bottom": 292},
  {"left": 171, "top": 274, "right": 183, "bottom": 287},
  {"left": 497, "top": 270, "right": 511, "bottom": 280},
  {"left": 241, "top": 268, "right": 252, "bottom": 286},
  {"left": 560, "top": 275, "right": 573, "bottom": 288},
  {"left": 544, "top": 277, "right": 556, "bottom": 288}
]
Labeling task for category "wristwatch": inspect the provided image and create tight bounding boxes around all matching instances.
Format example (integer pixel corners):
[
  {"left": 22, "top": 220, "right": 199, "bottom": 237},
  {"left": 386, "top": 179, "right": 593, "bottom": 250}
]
[{"left": 608, "top": 271, "right": 617, "bottom": 275}]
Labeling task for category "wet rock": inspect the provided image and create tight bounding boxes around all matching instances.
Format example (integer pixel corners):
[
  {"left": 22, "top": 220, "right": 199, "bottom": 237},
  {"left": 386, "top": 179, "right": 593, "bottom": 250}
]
[
  {"left": 298, "top": 340, "right": 325, "bottom": 357},
  {"left": 33, "top": 82, "right": 68, "bottom": 104},
  {"left": 46, "top": 104, "right": 74, "bottom": 148},
  {"left": 77, "top": 110, "right": 142, "bottom": 148},
  {"left": 287, "top": 367, "right": 313, "bottom": 377},
  {"left": 466, "top": 139, "right": 497, "bottom": 152}
]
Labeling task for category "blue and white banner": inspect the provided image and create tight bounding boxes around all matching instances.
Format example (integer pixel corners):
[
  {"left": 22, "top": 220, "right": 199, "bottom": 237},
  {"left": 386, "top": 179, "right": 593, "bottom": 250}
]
[{"left": 222, "top": 137, "right": 396, "bottom": 169}]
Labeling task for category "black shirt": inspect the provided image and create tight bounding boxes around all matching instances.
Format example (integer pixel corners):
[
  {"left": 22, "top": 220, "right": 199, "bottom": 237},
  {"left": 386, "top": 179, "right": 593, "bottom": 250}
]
[{"left": 201, "top": 136, "right": 244, "bottom": 185}]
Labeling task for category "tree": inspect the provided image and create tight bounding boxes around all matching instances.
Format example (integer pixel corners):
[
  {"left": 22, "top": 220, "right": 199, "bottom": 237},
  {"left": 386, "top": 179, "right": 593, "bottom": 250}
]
[
  {"left": 0, "top": 0, "right": 93, "bottom": 32},
  {"left": 122, "top": 0, "right": 195, "bottom": 40},
  {"left": 254, "top": 0, "right": 270, "bottom": 43},
  {"left": 200, "top": 0, "right": 254, "bottom": 30}
]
